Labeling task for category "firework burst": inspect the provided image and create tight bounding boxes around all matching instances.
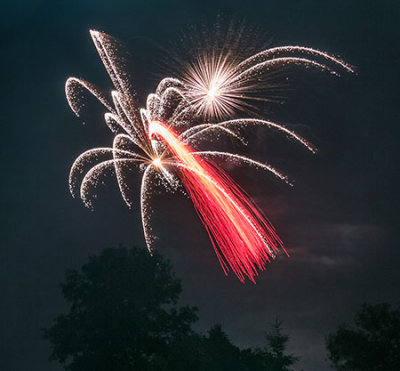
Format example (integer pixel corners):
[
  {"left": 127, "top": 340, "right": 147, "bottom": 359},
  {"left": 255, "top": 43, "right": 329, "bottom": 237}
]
[
  {"left": 67, "top": 30, "right": 352, "bottom": 282},
  {"left": 179, "top": 45, "right": 354, "bottom": 119}
]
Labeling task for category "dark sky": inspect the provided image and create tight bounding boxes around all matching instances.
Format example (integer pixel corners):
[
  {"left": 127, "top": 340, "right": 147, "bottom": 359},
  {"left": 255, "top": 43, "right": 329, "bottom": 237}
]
[{"left": 1, "top": 1, "right": 399, "bottom": 370}]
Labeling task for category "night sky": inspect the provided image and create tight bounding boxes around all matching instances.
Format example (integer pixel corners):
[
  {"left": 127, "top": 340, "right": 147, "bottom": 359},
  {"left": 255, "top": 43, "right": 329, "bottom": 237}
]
[{"left": 1, "top": 1, "right": 399, "bottom": 370}]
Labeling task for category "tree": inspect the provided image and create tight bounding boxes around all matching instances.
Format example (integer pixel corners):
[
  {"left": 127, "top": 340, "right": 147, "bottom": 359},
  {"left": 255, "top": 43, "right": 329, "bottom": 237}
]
[
  {"left": 202, "top": 325, "right": 245, "bottom": 370},
  {"left": 44, "top": 245, "right": 299, "bottom": 371},
  {"left": 43, "top": 246, "right": 198, "bottom": 371},
  {"left": 159, "top": 324, "right": 248, "bottom": 371},
  {"left": 244, "top": 320, "right": 298, "bottom": 371},
  {"left": 326, "top": 303, "right": 400, "bottom": 371}
]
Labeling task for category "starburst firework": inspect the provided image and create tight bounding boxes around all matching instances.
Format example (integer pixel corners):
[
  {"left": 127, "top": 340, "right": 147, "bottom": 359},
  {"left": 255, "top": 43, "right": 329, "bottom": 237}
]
[{"left": 67, "top": 30, "right": 352, "bottom": 282}]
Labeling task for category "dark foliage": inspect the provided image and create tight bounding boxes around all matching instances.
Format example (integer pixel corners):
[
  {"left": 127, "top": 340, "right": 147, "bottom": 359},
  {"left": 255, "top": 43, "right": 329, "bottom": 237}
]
[
  {"left": 43, "top": 246, "right": 298, "bottom": 371},
  {"left": 241, "top": 320, "right": 298, "bottom": 371},
  {"left": 43, "top": 246, "right": 197, "bottom": 370},
  {"left": 326, "top": 303, "right": 400, "bottom": 371}
]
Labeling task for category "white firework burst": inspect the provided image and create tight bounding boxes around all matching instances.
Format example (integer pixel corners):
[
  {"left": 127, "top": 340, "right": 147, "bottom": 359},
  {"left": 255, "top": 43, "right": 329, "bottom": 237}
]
[{"left": 67, "top": 30, "right": 352, "bottom": 253}]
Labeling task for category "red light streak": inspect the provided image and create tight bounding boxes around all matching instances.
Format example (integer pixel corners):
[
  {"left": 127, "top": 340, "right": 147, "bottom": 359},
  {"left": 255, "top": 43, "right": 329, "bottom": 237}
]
[{"left": 149, "top": 120, "right": 286, "bottom": 282}]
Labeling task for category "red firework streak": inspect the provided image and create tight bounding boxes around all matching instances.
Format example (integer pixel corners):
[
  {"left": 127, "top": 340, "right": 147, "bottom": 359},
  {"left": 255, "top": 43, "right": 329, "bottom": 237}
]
[{"left": 149, "top": 120, "right": 287, "bottom": 283}]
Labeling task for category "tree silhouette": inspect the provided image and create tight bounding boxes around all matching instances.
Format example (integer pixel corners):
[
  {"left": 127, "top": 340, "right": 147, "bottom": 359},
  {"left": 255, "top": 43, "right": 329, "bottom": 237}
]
[
  {"left": 202, "top": 325, "right": 245, "bottom": 370},
  {"left": 43, "top": 246, "right": 298, "bottom": 371},
  {"left": 43, "top": 246, "right": 198, "bottom": 371},
  {"left": 243, "top": 320, "right": 298, "bottom": 371},
  {"left": 326, "top": 303, "right": 400, "bottom": 370}
]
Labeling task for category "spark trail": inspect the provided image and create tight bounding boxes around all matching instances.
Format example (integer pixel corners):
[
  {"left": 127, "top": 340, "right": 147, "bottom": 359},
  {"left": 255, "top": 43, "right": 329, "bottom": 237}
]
[{"left": 149, "top": 120, "right": 284, "bottom": 282}]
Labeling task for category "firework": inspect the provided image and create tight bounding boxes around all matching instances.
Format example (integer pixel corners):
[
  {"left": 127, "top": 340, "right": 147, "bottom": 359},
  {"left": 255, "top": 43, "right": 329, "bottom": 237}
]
[
  {"left": 179, "top": 40, "right": 354, "bottom": 119},
  {"left": 67, "top": 30, "right": 351, "bottom": 282},
  {"left": 149, "top": 120, "right": 285, "bottom": 282}
]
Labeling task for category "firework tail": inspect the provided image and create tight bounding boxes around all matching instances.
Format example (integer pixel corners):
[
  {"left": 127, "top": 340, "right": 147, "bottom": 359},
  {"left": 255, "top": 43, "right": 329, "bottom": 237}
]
[{"left": 149, "top": 120, "right": 286, "bottom": 282}]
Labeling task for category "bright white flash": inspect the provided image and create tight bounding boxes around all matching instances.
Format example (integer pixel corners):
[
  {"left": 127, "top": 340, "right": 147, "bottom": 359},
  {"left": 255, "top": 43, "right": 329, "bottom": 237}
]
[
  {"left": 181, "top": 54, "right": 239, "bottom": 119},
  {"left": 152, "top": 158, "right": 162, "bottom": 167},
  {"left": 207, "top": 81, "right": 220, "bottom": 101}
]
